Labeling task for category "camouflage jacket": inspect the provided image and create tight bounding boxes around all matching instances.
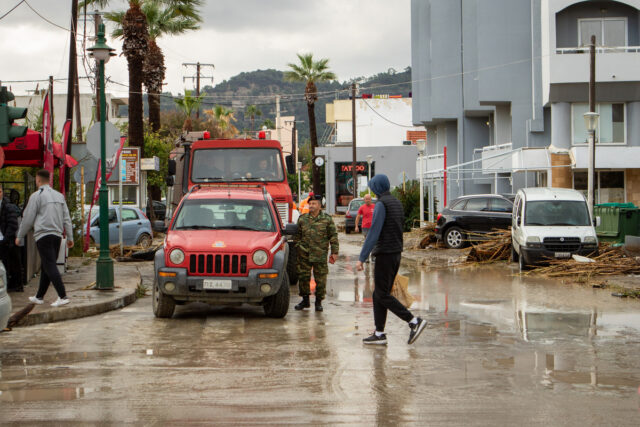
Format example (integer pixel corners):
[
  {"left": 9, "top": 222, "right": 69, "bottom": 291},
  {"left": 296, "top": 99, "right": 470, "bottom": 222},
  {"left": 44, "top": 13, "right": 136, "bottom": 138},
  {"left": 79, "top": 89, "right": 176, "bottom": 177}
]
[{"left": 295, "top": 212, "right": 339, "bottom": 262}]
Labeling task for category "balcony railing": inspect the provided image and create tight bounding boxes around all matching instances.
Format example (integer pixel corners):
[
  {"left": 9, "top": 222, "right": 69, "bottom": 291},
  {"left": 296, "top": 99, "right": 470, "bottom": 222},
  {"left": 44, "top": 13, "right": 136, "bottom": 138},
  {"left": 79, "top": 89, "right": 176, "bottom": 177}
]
[{"left": 556, "top": 46, "right": 640, "bottom": 54}]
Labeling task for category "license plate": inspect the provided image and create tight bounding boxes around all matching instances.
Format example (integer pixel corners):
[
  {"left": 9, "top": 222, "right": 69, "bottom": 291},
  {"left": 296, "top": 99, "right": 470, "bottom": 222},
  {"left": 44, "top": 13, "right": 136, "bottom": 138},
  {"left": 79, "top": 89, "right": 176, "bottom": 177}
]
[
  {"left": 555, "top": 252, "right": 571, "bottom": 258},
  {"left": 203, "top": 279, "right": 232, "bottom": 290}
]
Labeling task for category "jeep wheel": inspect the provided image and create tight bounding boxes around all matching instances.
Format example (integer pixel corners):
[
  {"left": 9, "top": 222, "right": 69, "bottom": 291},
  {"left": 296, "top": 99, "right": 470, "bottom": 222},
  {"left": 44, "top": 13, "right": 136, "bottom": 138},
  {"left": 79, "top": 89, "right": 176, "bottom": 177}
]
[
  {"left": 152, "top": 277, "right": 175, "bottom": 318},
  {"left": 444, "top": 226, "right": 466, "bottom": 249},
  {"left": 263, "top": 272, "right": 290, "bottom": 318},
  {"left": 287, "top": 246, "right": 298, "bottom": 286}
]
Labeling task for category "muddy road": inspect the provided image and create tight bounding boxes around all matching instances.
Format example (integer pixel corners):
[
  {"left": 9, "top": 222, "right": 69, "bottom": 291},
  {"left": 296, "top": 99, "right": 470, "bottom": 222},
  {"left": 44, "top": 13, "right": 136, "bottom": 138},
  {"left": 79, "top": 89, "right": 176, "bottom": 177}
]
[{"left": 1, "top": 235, "right": 639, "bottom": 425}]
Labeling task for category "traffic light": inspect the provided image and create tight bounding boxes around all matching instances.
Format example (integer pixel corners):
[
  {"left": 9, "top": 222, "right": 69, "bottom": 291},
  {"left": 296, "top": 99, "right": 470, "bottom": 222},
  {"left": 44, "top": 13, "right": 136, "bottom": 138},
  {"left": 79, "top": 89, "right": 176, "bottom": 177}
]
[{"left": 0, "top": 86, "right": 27, "bottom": 145}]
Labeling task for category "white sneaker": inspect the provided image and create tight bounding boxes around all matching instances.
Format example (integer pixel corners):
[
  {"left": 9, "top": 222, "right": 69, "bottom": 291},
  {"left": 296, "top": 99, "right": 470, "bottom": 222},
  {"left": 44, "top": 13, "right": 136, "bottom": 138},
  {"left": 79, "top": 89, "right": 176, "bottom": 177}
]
[
  {"left": 29, "top": 296, "right": 44, "bottom": 305},
  {"left": 51, "top": 298, "right": 70, "bottom": 307}
]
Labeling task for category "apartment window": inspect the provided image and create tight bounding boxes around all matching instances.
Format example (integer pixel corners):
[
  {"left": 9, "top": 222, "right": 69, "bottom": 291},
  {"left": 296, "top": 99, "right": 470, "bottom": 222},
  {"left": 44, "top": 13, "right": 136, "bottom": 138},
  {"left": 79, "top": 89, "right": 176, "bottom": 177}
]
[
  {"left": 579, "top": 18, "right": 627, "bottom": 47},
  {"left": 573, "top": 171, "right": 626, "bottom": 203},
  {"left": 572, "top": 103, "right": 625, "bottom": 145}
]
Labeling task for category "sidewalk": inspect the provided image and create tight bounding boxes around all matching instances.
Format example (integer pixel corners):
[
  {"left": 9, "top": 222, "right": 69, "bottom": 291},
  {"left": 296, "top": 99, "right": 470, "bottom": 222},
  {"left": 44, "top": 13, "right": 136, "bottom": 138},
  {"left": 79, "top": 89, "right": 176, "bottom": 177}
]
[{"left": 8, "top": 257, "right": 141, "bottom": 327}]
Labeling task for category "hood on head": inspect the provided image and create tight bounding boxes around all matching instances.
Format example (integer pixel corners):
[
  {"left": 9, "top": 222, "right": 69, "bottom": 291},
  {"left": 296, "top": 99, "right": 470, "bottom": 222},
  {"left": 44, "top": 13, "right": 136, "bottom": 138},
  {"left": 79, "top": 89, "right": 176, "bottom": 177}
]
[{"left": 368, "top": 174, "right": 390, "bottom": 196}]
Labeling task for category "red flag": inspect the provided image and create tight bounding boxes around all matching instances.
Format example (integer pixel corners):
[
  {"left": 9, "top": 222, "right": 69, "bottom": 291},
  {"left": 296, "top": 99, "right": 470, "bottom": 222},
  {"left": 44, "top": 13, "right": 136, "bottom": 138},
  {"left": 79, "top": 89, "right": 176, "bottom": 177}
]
[
  {"left": 42, "top": 91, "right": 55, "bottom": 177},
  {"left": 58, "top": 119, "right": 72, "bottom": 196}
]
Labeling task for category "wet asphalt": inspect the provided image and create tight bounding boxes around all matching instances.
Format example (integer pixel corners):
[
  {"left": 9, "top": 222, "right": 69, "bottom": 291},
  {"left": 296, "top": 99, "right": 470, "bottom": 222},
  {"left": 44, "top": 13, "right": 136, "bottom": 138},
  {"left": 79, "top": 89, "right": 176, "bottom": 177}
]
[{"left": 1, "top": 234, "right": 639, "bottom": 425}]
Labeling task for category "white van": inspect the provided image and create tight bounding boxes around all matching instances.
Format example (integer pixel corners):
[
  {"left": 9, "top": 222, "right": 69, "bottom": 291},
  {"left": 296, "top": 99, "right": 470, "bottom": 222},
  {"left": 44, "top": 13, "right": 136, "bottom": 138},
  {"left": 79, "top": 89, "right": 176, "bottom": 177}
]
[{"left": 511, "top": 188, "right": 599, "bottom": 270}]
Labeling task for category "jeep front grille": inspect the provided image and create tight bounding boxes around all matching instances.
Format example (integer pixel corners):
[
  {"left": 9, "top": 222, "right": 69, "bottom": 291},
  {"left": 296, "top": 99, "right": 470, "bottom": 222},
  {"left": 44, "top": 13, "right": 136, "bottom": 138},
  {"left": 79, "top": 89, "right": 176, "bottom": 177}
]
[
  {"left": 275, "top": 202, "right": 289, "bottom": 225},
  {"left": 188, "top": 254, "right": 248, "bottom": 276}
]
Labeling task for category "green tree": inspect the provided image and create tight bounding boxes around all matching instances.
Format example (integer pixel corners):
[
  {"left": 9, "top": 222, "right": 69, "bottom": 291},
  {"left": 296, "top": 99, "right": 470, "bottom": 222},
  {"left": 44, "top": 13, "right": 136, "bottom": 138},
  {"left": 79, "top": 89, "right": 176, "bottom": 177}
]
[
  {"left": 261, "top": 118, "right": 275, "bottom": 129},
  {"left": 204, "top": 105, "right": 237, "bottom": 138},
  {"left": 106, "top": 0, "right": 202, "bottom": 132},
  {"left": 284, "top": 53, "right": 336, "bottom": 194},
  {"left": 143, "top": 130, "right": 172, "bottom": 205},
  {"left": 245, "top": 104, "right": 262, "bottom": 132},
  {"left": 173, "top": 89, "right": 203, "bottom": 132},
  {"left": 391, "top": 180, "right": 430, "bottom": 231}
]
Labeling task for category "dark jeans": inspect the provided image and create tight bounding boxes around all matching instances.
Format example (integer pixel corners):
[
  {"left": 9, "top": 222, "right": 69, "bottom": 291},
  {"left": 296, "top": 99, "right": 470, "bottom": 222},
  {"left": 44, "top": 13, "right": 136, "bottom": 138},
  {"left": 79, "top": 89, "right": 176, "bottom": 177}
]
[
  {"left": 0, "top": 241, "right": 23, "bottom": 290},
  {"left": 35, "top": 235, "right": 66, "bottom": 299},
  {"left": 373, "top": 252, "right": 413, "bottom": 332}
]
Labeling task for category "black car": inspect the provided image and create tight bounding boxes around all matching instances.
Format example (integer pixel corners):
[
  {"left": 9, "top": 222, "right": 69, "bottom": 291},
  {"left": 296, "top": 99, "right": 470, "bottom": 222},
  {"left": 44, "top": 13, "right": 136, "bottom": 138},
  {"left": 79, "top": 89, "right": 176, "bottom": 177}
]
[
  {"left": 144, "top": 200, "right": 166, "bottom": 221},
  {"left": 345, "top": 198, "right": 377, "bottom": 234},
  {"left": 435, "top": 194, "right": 515, "bottom": 249}
]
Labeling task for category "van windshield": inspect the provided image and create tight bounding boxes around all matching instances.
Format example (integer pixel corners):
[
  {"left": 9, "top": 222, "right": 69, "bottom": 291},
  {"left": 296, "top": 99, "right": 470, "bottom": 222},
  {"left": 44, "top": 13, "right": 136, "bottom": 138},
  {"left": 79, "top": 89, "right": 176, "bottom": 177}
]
[
  {"left": 173, "top": 199, "right": 275, "bottom": 232},
  {"left": 191, "top": 148, "right": 284, "bottom": 183},
  {"left": 524, "top": 200, "right": 591, "bottom": 226}
]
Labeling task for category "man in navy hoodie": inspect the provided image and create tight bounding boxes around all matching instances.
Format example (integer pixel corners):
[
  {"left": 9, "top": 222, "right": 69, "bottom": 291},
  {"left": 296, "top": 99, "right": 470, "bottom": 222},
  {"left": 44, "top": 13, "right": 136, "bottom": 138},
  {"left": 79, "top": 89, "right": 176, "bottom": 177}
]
[{"left": 356, "top": 174, "right": 427, "bottom": 345}]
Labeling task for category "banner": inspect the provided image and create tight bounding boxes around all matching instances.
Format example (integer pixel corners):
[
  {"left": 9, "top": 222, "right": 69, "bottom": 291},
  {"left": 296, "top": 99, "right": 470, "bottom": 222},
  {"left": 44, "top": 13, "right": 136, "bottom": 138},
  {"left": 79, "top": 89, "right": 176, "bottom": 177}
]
[
  {"left": 58, "top": 119, "right": 72, "bottom": 197},
  {"left": 42, "top": 91, "right": 55, "bottom": 177},
  {"left": 83, "top": 136, "right": 126, "bottom": 252}
]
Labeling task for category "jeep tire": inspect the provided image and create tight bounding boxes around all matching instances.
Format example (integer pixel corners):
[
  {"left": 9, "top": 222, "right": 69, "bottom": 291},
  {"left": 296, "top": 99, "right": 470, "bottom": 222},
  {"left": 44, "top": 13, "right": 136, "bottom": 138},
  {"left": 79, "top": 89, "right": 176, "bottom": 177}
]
[
  {"left": 153, "top": 277, "right": 175, "bottom": 318},
  {"left": 287, "top": 245, "right": 298, "bottom": 286},
  {"left": 263, "top": 272, "right": 290, "bottom": 318}
]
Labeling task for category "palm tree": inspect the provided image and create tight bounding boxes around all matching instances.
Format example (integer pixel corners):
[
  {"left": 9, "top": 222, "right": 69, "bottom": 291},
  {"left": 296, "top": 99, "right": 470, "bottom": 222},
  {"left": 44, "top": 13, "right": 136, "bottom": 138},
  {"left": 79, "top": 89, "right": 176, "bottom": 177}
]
[
  {"left": 261, "top": 118, "right": 275, "bottom": 129},
  {"left": 245, "top": 104, "right": 262, "bottom": 132},
  {"left": 205, "top": 105, "right": 237, "bottom": 138},
  {"left": 174, "top": 89, "right": 203, "bottom": 132},
  {"left": 106, "top": 0, "right": 202, "bottom": 132},
  {"left": 284, "top": 53, "right": 336, "bottom": 194}
]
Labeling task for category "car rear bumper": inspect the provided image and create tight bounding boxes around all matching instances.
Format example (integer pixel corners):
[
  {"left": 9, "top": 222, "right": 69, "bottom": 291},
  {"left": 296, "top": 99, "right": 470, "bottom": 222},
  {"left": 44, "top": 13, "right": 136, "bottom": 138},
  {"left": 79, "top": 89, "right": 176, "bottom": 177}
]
[
  {"left": 0, "top": 293, "right": 11, "bottom": 330},
  {"left": 520, "top": 246, "right": 598, "bottom": 264},
  {"left": 157, "top": 267, "right": 284, "bottom": 304}
]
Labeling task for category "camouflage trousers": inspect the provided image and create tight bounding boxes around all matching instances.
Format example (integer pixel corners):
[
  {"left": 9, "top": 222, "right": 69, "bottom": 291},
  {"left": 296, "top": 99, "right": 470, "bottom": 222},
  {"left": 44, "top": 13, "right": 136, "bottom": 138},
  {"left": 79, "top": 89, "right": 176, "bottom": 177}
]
[{"left": 297, "top": 254, "right": 328, "bottom": 300}]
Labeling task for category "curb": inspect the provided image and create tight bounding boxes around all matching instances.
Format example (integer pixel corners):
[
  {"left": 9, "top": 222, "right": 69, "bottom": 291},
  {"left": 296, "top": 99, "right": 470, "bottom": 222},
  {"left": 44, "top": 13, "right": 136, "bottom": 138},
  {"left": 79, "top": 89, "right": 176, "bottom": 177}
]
[{"left": 15, "top": 273, "right": 141, "bottom": 327}]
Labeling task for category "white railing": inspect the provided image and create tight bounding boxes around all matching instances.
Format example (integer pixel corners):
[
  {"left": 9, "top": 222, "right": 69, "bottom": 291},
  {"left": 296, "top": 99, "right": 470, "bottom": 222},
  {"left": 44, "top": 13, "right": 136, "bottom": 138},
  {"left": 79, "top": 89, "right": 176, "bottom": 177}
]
[{"left": 556, "top": 46, "right": 640, "bottom": 54}]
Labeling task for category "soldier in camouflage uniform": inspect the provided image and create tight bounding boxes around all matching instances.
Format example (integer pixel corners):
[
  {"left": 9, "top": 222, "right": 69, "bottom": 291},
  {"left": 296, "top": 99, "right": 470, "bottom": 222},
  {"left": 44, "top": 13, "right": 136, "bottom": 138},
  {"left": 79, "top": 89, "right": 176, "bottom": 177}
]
[{"left": 294, "top": 194, "right": 339, "bottom": 312}]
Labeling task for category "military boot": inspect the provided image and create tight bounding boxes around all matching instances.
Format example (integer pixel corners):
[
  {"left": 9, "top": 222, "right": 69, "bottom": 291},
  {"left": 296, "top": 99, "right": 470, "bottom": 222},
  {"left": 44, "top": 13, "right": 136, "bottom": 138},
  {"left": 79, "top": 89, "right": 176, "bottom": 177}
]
[
  {"left": 315, "top": 298, "right": 323, "bottom": 312},
  {"left": 295, "top": 296, "right": 310, "bottom": 310}
]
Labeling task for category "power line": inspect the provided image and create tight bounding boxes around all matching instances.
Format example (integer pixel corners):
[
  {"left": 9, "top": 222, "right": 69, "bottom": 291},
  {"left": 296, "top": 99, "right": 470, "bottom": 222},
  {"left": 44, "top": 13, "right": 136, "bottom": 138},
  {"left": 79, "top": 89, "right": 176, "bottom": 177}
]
[
  {"left": 0, "top": 0, "right": 25, "bottom": 21},
  {"left": 361, "top": 98, "right": 416, "bottom": 128},
  {"left": 24, "top": 0, "right": 72, "bottom": 32}
]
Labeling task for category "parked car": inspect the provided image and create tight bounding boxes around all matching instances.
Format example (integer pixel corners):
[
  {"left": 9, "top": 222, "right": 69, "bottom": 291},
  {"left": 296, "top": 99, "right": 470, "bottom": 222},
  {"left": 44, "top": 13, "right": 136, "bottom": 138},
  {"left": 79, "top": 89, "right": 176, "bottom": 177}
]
[
  {"left": 436, "top": 194, "right": 515, "bottom": 249},
  {"left": 153, "top": 185, "right": 297, "bottom": 318},
  {"left": 0, "top": 262, "right": 11, "bottom": 330},
  {"left": 345, "top": 197, "right": 377, "bottom": 234},
  {"left": 144, "top": 200, "right": 166, "bottom": 221},
  {"left": 88, "top": 206, "right": 153, "bottom": 248},
  {"left": 511, "top": 188, "right": 599, "bottom": 271}
]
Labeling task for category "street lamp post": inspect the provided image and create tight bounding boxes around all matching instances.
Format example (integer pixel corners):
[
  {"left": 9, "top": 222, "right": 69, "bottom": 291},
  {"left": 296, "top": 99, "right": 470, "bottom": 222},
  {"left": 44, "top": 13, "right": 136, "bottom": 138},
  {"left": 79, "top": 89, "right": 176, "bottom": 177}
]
[
  {"left": 88, "top": 22, "right": 115, "bottom": 290},
  {"left": 583, "top": 111, "right": 599, "bottom": 218},
  {"left": 416, "top": 139, "right": 426, "bottom": 228},
  {"left": 366, "top": 154, "right": 373, "bottom": 195}
]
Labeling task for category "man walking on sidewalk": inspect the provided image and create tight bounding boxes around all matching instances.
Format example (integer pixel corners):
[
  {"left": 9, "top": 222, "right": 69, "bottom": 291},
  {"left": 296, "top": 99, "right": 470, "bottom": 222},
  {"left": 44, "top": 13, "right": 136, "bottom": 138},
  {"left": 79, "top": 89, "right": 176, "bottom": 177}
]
[
  {"left": 356, "top": 174, "right": 427, "bottom": 345},
  {"left": 16, "top": 170, "right": 74, "bottom": 307}
]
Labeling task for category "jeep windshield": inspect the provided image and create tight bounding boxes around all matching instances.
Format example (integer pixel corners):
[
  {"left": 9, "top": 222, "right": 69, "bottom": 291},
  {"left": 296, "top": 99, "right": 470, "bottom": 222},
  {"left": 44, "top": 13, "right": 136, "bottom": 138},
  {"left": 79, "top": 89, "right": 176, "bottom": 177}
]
[
  {"left": 173, "top": 199, "right": 276, "bottom": 232},
  {"left": 524, "top": 200, "right": 591, "bottom": 226},
  {"left": 191, "top": 148, "right": 285, "bottom": 183}
]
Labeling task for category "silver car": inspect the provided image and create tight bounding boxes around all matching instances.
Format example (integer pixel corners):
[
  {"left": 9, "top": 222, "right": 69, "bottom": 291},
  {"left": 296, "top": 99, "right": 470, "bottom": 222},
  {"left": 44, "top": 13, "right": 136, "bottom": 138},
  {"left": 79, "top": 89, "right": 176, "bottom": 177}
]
[{"left": 0, "top": 262, "right": 11, "bottom": 330}]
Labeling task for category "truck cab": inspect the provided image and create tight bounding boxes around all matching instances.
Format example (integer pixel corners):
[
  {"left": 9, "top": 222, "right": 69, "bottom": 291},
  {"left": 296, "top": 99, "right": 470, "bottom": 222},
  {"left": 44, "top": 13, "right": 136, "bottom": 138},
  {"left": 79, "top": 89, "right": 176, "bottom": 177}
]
[{"left": 153, "top": 185, "right": 297, "bottom": 318}]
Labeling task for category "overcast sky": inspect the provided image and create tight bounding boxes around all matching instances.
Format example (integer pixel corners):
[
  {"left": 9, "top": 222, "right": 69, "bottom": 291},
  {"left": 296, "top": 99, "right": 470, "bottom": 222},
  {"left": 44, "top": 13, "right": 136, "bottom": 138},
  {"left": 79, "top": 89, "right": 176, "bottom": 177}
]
[{"left": 0, "top": 0, "right": 410, "bottom": 97}]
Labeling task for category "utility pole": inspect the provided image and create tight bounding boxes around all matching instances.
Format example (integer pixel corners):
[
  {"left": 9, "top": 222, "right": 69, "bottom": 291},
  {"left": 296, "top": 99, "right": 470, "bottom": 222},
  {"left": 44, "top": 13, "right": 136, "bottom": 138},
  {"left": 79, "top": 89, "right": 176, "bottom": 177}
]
[
  {"left": 276, "top": 95, "right": 281, "bottom": 142},
  {"left": 588, "top": 35, "right": 597, "bottom": 215},
  {"left": 182, "top": 62, "right": 214, "bottom": 119},
  {"left": 351, "top": 83, "right": 357, "bottom": 199},
  {"left": 64, "top": 0, "right": 79, "bottom": 191}
]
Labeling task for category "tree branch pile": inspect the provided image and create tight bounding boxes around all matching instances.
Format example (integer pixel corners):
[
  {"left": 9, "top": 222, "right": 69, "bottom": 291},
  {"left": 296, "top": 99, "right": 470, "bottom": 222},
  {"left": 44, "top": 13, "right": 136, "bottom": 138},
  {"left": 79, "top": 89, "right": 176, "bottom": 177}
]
[
  {"left": 466, "top": 230, "right": 512, "bottom": 262},
  {"left": 527, "top": 245, "right": 640, "bottom": 278}
]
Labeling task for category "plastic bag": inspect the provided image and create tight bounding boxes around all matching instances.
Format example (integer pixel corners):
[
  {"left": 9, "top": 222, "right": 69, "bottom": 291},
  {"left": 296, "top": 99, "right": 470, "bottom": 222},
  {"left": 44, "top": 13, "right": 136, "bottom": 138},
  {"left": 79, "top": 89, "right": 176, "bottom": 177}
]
[{"left": 391, "top": 274, "right": 415, "bottom": 308}]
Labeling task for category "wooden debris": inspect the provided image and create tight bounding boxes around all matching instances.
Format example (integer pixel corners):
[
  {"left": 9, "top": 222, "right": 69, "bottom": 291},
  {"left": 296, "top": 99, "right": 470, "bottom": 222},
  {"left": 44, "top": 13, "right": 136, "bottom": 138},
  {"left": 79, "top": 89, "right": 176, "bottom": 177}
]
[
  {"left": 527, "top": 245, "right": 640, "bottom": 278},
  {"left": 465, "top": 230, "right": 512, "bottom": 262}
]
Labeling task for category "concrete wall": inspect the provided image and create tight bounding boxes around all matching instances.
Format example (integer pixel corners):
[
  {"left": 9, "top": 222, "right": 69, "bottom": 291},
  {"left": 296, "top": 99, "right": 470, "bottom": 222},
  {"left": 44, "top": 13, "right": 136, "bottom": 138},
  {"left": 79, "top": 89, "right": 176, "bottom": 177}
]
[{"left": 316, "top": 145, "right": 418, "bottom": 214}]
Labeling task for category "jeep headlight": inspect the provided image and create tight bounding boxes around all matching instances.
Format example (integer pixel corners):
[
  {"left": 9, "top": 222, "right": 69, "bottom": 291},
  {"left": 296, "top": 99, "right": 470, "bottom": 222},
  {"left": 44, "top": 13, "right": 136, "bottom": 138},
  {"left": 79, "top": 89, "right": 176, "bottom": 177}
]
[
  {"left": 584, "top": 236, "right": 597, "bottom": 245},
  {"left": 253, "top": 250, "right": 268, "bottom": 266},
  {"left": 169, "top": 248, "right": 185, "bottom": 265}
]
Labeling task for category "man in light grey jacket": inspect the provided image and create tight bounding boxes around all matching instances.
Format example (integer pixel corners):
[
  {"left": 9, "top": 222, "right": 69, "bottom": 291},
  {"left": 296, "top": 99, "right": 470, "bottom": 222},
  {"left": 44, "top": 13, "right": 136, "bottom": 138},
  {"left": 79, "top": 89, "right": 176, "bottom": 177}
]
[{"left": 16, "top": 170, "right": 74, "bottom": 307}]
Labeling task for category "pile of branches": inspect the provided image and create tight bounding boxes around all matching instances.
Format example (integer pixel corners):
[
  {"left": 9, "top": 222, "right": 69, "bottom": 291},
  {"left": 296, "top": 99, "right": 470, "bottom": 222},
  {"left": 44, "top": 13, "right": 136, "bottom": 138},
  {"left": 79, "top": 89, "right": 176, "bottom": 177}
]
[
  {"left": 466, "top": 230, "right": 512, "bottom": 263},
  {"left": 110, "top": 244, "right": 162, "bottom": 261},
  {"left": 528, "top": 245, "right": 640, "bottom": 278},
  {"left": 418, "top": 222, "right": 438, "bottom": 248}
]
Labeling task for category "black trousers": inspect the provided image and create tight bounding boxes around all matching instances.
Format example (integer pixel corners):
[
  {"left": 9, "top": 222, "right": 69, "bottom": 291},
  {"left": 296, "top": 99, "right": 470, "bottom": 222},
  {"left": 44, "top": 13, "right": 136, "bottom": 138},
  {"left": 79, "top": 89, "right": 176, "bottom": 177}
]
[
  {"left": 373, "top": 252, "right": 413, "bottom": 332},
  {"left": 0, "top": 241, "right": 23, "bottom": 290},
  {"left": 35, "top": 235, "right": 66, "bottom": 299}
]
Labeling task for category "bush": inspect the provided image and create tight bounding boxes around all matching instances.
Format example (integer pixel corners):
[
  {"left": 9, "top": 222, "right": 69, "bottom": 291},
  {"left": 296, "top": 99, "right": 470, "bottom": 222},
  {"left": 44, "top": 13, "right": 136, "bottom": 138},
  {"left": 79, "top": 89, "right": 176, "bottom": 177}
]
[{"left": 391, "top": 180, "right": 429, "bottom": 231}]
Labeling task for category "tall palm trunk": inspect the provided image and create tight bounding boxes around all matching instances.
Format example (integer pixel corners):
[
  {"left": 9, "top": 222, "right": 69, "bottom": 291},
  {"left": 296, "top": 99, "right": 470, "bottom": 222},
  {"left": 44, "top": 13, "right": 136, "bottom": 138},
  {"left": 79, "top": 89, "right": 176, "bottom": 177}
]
[
  {"left": 307, "top": 102, "right": 320, "bottom": 194},
  {"left": 144, "top": 39, "right": 165, "bottom": 132},
  {"left": 122, "top": 3, "right": 148, "bottom": 147}
]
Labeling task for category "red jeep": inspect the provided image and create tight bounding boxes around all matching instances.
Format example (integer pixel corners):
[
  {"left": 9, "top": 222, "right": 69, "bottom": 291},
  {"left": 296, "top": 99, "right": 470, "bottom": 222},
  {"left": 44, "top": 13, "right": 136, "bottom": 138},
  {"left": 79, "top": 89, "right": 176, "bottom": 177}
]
[{"left": 153, "top": 185, "right": 296, "bottom": 318}]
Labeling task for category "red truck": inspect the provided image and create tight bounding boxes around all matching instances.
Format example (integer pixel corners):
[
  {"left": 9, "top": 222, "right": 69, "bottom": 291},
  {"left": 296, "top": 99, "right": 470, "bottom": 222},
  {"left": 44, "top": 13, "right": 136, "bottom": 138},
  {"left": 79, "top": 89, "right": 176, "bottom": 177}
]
[{"left": 165, "top": 133, "right": 299, "bottom": 285}]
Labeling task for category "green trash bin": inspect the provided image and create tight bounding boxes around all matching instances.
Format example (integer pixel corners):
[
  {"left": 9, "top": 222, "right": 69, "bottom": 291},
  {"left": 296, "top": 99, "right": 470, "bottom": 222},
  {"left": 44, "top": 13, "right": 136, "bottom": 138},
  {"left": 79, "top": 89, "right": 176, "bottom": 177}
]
[{"left": 594, "top": 204, "right": 640, "bottom": 243}]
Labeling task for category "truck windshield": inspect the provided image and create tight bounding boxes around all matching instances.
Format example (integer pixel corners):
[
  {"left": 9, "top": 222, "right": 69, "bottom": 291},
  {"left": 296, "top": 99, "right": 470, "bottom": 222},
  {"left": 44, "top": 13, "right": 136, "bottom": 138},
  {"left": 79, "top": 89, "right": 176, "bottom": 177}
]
[
  {"left": 173, "top": 199, "right": 276, "bottom": 232},
  {"left": 191, "top": 148, "right": 284, "bottom": 183},
  {"left": 524, "top": 200, "right": 591, "bottom": 226}
]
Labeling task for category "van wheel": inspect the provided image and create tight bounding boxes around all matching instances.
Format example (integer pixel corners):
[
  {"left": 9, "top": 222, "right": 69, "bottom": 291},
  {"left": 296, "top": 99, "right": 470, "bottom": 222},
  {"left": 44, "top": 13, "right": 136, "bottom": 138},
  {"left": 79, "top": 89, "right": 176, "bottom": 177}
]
[
  {"left": 518, "top": 254, "right": 528, "bottom": 272},
  {"left": 153, "top": 277, "right": 175, "bottom": 318},
  {"left": 511, "top": 245, "right": 519, "bottom": 262},
  {"left": 444, "top": 226, "right": 466, "bottom": 249},
  {"left": 263, "top": 272, "right": 290, "bottom": 318},
  {"left": 137, "top": 233, "right": 152, "bottom": 248}
]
